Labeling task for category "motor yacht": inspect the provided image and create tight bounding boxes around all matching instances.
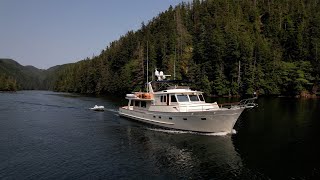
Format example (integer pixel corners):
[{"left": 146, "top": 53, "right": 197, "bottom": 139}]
[{"left": 119, "top": 70, "right": 257, "bottom": 133}]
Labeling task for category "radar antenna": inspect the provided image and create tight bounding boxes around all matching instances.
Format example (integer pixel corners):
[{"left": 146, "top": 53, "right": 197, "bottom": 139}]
[{"left": 155, "top": 69, "right": 171, "bottom": 81}]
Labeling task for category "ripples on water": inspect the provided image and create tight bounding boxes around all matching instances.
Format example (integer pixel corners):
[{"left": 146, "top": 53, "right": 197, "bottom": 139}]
[
  {"left": 146, "top": 127, "right": 232, "bottom": 136},
  {"left": 0, "top": 91, "right": 319, "bottom": 179}
]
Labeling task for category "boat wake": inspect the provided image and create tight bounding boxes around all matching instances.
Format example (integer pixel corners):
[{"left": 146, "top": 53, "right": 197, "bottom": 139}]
[
  {"left": 146, "top": 128, "right": 236, "bottom": 136},
  {"left": 104, "top": 108, "right": 118, "bottom": 113},
  {"left": 103, "top": 108, "right": 120, "bottom": 116},
  {"left": 14, "top": 101, "right": 77, "bottom": 109}
]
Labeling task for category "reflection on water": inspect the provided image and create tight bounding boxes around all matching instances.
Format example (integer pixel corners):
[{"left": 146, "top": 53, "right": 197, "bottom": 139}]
[
  {"left": 121, "top": 126, "right": 245, "bottom": 179},
  {"left": 233, "top": 97, "right": 320, "bottom": 179},
  {"left": 146, "top": 127, "right": 231, "bottom": 136},
  {"left": 0, "top": 92, "right": 319, "bottom": 179}
]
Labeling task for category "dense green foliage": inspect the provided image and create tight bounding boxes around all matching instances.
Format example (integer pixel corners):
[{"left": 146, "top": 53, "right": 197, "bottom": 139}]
[
  {"left": 52, "top": 0, "right": 320, "bottom": 96},
  {"left": 0, "top": 74, "right": 17, "bottom": 91},
  {"left": 0, "top": 59, "right": 43, "bottom": 90},
  {"left": 11, "top": 0, "right": 320, "bottom": 96},
  {"left": 0, "top": 59, "right": 74, "bottom": 91}
]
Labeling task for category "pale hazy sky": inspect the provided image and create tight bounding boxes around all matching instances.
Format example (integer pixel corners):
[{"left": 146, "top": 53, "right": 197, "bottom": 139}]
[{"left": 0, "top": 0, "right": 188, "bottom": 69}]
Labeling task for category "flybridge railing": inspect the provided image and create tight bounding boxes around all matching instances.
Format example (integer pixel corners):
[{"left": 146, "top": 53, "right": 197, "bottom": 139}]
[
  {"left": 218, "top": 97, "right": 258, "bottom": 109},
  {"left": 174, "top": 97, "right": 258, "bottom": 112},
  {"left": 151, "top": 80, "right": 190, "bottom": 92}
]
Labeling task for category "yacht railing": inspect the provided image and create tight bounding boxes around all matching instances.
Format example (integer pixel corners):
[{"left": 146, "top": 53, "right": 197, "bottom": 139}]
[
  {"left": 239, "top": 97, "right": 258, "bottom": 108},
  {"left": 172, "top": 97, "right": 258, "bottom": 112},
  {"left": 218, "top": 97, "right": 258, "bottom": 109},
  {"left": 174, "top": 104, "right": 217, "bottom": 112}
]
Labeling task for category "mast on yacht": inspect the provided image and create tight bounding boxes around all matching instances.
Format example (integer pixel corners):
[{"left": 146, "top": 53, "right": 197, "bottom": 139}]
[{"left": 146, "top": 41, "right": 149, "bottom": 93}]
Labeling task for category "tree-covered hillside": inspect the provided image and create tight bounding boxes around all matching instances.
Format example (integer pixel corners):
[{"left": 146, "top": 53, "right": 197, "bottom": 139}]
[
  {"left": 52, "top": 0, "right": 320, "bottom": 96},
  {"left": 0, "top": 59, "right": 43, "bottom": 90},
  {"left": 0, "top": 73, "right": 18, "bottom": 91},
  {"left": 0, "top": 58, "right": 74, "bottom": 91}
]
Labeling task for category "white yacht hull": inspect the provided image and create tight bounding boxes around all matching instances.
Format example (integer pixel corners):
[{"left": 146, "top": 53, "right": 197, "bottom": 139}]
[{"left": 119, "top": 107, "right": 245, "bottom": 133}]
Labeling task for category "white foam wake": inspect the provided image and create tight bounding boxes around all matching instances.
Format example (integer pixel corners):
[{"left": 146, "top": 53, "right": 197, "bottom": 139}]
[
  {"left": 147, "top": 128, "right": 190, "bottom": 134},
  {"left": 146, "top": 128, "right": 233, "bottom": 136},
  {"left": 104, "top": 108, "right": 118, "bottom": 113}
]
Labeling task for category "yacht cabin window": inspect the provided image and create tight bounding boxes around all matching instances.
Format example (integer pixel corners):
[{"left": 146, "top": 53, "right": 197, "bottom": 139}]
[
  {"left": 160, "top": 95, "right": 167, "bottom": 102},
  {"left": 141, "top": 101, "right": 146, "bottom": 108},
  {"left": 189, "top": 95, "right": 199, "bottom": 101},
  {"left": 171, "top": 95, "right": 177, "bottom": 102},
  {"left": 176, "top": 95, "right": 189, "bottom": 102},
  {"left": 199, "top": 94, "right": 205, "bottom": 101}
]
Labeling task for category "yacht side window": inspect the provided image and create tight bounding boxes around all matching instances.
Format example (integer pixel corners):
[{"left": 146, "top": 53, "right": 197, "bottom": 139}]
[
  {"left": 176, "top": 94, "right": 189, "bottom": 102},
  {"left": 171, "top": 95, "right": 177, "bottom": 102},
  {"left": 141, "top": 101, "right": 146, "bottom": 108},
  {"left": 160, "top": 95, "right": 166, "bottom": 102},
  {"left": 199, "top": 94, "right": 205, "bottom": 101},
  {"left": 189, "top": 95, "right": 199, "bottom": 101}
]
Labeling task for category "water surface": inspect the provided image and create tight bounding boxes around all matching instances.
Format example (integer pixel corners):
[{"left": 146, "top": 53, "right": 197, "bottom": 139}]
[{"left": 0, "top": 91, "right": 319, "bottom": 179}]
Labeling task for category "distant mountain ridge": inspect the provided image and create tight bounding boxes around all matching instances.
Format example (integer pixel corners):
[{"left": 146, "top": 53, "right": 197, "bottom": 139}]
[
  {"left": 0, "top": 58, "right": 44, "bottom": 90},
  {"left": 0, "top": 58, "right": 68, "bottom": 91}
]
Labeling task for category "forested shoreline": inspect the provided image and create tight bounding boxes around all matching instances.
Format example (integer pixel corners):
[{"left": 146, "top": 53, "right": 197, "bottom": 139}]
[
  {"left": 0, "top": 74, "right": 17, "bottom": 91},
  {"left": 0, "top": 59, "right": 67, "bottom": 91},
  {"left": 52, "top": 0, "right": 320, "bottom": 97},
  {"left": 2, "top": 0, "right": 320, "bottom": 97}
]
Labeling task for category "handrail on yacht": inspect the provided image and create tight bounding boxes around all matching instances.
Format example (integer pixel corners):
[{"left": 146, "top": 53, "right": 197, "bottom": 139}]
[
  {"left": 239, "top": 97, "right": 258, "bottom": 108},
  {"left": 218, "top": 102, "right": 240, "bottom": 108},
  {"left": 176, "top": 104, "right": 218, "bottom": 112},
  {"left": 218, "top": 97, "right": 258, "bottom": 109}
]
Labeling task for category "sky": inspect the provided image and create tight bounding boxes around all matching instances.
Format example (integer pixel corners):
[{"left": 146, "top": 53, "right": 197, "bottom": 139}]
[{"left": 0, "top": 0, "right": 188, "bottom": 69}]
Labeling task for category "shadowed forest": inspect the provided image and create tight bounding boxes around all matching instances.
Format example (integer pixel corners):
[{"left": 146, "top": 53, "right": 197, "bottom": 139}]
[{"left": 1, "top": 0, "right": 320, "bottom": 97}]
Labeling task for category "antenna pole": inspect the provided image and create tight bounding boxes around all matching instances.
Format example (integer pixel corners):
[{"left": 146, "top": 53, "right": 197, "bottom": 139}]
[
  {"left": 147, "top": 41, "right": 149, "bottom": 92},
  {"left": 316, "top": 43, "right": 318, "bottom": 62},
  {"left": 174, "top": 45, "right": 176, "bottom": 80}
]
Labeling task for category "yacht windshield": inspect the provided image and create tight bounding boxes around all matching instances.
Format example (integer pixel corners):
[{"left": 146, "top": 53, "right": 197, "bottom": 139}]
[
  {"left": 171, "top": 95, "right": 177, "bottom": 102},
  {"left": 199, "top": 94, "right": 205, "bottom": 101},
  {"left": 189, "top": 95, "right": 199, "bottom": 101},
  {"left": 176, "top": 95, "right": 189, "bottom": 102}
]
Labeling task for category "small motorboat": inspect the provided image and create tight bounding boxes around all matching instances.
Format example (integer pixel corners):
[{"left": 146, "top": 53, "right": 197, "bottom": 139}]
[{"left": 90, "top": 105, "right": 105, "bottom": 111}]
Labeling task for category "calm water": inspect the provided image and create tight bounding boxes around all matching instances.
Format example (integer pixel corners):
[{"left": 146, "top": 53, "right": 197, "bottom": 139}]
[{"left": 0, "top": 91, "right": 319, "bottom": 179}]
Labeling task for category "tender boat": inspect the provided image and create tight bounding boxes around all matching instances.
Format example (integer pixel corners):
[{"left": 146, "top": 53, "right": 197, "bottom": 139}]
[
  {"left": 119, "top": 69, "right": 257, "bottom": 133},
  {"left": 90, "top": 105, "right": 105, "bottom": 111}
]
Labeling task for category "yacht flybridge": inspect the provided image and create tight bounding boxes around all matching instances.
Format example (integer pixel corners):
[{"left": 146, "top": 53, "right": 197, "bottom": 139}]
[{"left": 119, "top": 69, "right": 257, "bottom": 133}]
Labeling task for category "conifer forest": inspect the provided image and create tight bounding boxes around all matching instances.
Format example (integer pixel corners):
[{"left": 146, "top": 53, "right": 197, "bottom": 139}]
[{"left": 2, "top": 0, "right": 320, "bottom": 97}]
